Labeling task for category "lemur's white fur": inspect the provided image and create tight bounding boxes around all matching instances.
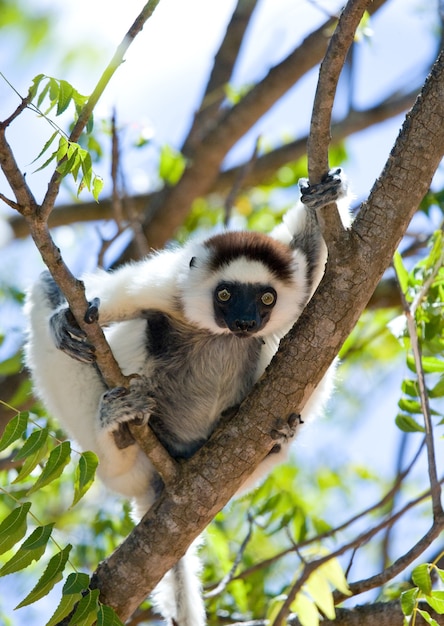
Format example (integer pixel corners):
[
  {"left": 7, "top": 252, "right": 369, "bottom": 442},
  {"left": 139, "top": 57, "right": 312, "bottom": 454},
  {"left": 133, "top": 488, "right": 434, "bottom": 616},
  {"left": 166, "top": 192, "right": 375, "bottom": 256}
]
[{"left": 24, "top": 170, "right": 348, "bottom": 626}]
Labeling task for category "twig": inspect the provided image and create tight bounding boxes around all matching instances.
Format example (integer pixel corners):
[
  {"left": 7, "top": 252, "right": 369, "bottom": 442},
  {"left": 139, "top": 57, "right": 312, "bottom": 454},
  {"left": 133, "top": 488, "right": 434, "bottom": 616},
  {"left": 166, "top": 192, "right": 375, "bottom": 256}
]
[
  {"left": 205, "top": 512, "right": 255, "bottom": 598},
  {"left": 307, "top": 0, "right": 371, "bottom": 181},
  {"left": 232, "top": 437, "right": 426, "bottom": 583},
  {"left": 306, "top": 0, "right": 371, "bottom": 241},
  {"left": 223, "top": 136, "right": 260, "bottom": 226},
  {"left": 271, "top": 480, "right": 444, "bottom": 626},
  {"left": 397, "top": 282, "right": 443, "bottom": 519},
  {"left": 39, "top": 0, "right": 161, "bottom": 223}
]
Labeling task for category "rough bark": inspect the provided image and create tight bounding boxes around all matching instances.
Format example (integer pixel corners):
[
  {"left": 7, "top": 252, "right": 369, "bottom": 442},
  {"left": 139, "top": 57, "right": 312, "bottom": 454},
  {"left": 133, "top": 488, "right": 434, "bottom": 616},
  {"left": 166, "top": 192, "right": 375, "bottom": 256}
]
[{"left": 91, "top": 48, "right": 444, "bottom": 622}]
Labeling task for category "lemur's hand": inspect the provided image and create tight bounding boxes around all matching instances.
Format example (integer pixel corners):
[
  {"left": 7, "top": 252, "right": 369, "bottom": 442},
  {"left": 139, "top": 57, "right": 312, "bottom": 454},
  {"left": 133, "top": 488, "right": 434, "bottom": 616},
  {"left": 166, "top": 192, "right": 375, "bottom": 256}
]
[
  {"left": 299, "top": 168, "right": 348, "bottom": 210},
  {"left": 49, "top": 298, "right": 100, "bottom": 363}
]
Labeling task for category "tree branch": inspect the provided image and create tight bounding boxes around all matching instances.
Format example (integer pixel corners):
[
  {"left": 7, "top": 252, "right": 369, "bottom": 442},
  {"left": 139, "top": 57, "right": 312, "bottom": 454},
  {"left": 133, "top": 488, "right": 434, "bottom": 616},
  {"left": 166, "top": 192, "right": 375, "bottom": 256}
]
[
  {"left": 182, "top": 0, "right": 259, "bottom": 157},
  {"left": 6, "top": 84, "right": 415, "bottom": 245},
  {"left": 307, "top": 0, "right": 371, "bottom": 242},
  {"left": 91, "top": 43, "right": 444, "bottom": 622}
]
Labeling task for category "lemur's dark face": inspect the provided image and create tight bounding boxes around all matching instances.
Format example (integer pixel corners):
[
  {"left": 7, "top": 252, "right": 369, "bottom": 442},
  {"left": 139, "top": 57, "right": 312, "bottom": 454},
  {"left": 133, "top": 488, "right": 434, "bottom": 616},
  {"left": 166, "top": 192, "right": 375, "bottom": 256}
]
[{"left": 213, "top": 281, "right": 277, "bottom": 337}]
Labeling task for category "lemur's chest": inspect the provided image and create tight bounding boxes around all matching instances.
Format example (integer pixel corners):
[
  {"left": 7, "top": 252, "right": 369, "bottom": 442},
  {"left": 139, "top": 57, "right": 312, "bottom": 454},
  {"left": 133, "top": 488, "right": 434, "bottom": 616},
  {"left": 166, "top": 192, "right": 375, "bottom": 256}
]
[{"left": 142, "top": 311, "right": 263, "bottom": 457}]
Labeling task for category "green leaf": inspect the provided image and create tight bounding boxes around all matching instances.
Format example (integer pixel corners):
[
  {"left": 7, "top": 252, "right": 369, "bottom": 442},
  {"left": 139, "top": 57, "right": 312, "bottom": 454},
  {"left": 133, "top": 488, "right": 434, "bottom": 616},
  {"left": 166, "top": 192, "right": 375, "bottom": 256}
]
[
  {"left": 68, "top": 589, "right": 100, "bottom": 626},
  {"left": 56, "top": 136, "right": 69, "bottom": 162},
  {"left": 305, "top": 570, "right": 335, "bottom": 620},
  {"left": 400, "top": 587, "right": 419, "bottom": 616},
  {"left": 407, "top": 355, "right": 444, "bottom": 374},
  {"left": 80, "top": 149, "right": 93, "bottom": 190},
  {"left": 15, "top": 426, "right": 49, "bottom": 461},
  {"left": 430, "top": 376, "right": 444, "bottom": 398},
  {"left": 417, "top": 608, "right": 440, "bottom": 625},
  {"left": 46, "top": 573, "right": 90, "bottom": 626},
  {"left": 412, "top": 563, "right": 432, "bottom": 595},
  {"left": 27, "top": 441, "right": 71, "bottom": 495},
  {"left": 401, "top": 379, "right": 419, "bottom": 398},
  {"left": 393, "top": 250, "right": 409, "bottom": 295},
  {"left": 28, "top": 73, "right": 45, "bottom": 101},
  {"left": 56, "top": 80, "right": 74, "bottom": 115},
  {"left": 159, "top": 144, "right": 186, "bottom": 185},
  {"left": 36, "top": 78, "right": 51, "bottom": 108},
  {"left": 16, "top": 544, "right": 72, "bottom": 608},
  {"left": 96, "top": 604, "right": 125, "bottom": 626},
  {"left": 72, "top": 451, "right": 98, "bottom": 507},
  {"left": 32, "top": 130, "right": 59, "bottom": 164},
  {"left": 291, "top": 592, "right": 319, "bottom": 626},
  {"left": 398, "top": 398, "right": 423, "bottom": 415},
  {"left": 318, "top": 557, "right": 351, "bottom": 597},
  {"left": 0, "top": 411, "right": 28, "bottom": 452},
  {"left": 92, "top": 176, "right": 104, "bottom": 202},
  {"left": 13, "top": 437, "right": 49, "bottom": 483},
  {"left": 426, "top": 590, "right": 444, "bottom": 614},
  {"left": 0, "top": 503, "right": 31, "bottom": 555},
  {"left": 0, "top": 524, "right": 53, "bottom": 576},
  {"left": 395, "top": 414, "right": 425, "bottom": 433}
]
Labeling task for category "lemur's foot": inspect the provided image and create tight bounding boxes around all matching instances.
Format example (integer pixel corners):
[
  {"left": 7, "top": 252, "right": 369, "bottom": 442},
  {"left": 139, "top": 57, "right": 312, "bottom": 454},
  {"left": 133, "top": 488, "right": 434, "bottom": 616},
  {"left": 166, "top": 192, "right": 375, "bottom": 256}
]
[
  {"left": 268, "top": 413, "right": 303, "bottom": 455},
  {"left": 99, "top": 377, "right": 155, "bottom": 432}
]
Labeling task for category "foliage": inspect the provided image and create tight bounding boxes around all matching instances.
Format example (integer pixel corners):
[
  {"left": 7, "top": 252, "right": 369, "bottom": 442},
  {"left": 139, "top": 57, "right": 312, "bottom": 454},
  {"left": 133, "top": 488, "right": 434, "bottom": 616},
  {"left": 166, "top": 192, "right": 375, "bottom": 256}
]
[{"left": 0, "top": 1, "right": 444, "bottom": 625}]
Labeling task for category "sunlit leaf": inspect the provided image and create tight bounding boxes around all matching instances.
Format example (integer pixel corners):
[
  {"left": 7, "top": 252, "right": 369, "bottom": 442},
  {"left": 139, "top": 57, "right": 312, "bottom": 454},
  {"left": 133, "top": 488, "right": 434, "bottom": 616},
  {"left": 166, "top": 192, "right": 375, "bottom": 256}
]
[
  {"left": 319, "top": 557, "right": 351, "bottom": 597},
  {"left": 16, "top": 544, "right": 72, "bottom": 608},
  {"left": 56, "top": 79, "right": 74, "bottom": 115},
  {"left": 291, "top": 592, "right": 319, "bottom": 626},
  {"left": 417, "top": 608, "right": 440, "bottom": 625},
  {"left": 46, "top": 573, "right": 90, "bottom": 626},
  {"left": 0, "top": 411, "right": 28, "bottom": 452},
  {"left": 425, "top": 590, "right": 444, "bottom": 614},
  {"left": 68, "top": 589, "right": 100, "bottom": 626},
  {"left": 15, "top": 426, "right": 49, "bottom": 461},
  {"left": 393, "top": 250, "right": 409, "bottom": 295},
  {"left": 0, "top": 503, "right": 31, "bottom": 556},
  {"left": 92, "top": 176, "right": 104, "bottom": 202},
  {"left": 305, "top": 570, "right": 335, "bottom": 620},
  {"left": 412, "top": 563, "right": 432, "bottom": 595},
  {"left": 400, "top": 587, "right": 419, "bottom": 616},
  {"left": 0, "top": 524, "right": 53, "bottom": 576},
  {"left": 395, "top": 414, "right": 425, "bottom": 433},
  {"left": 27, "top": 441, "right": 71, "bottom": 495},
  {"left": 72, "top": 451, "right": 98, "bottom": 507}
]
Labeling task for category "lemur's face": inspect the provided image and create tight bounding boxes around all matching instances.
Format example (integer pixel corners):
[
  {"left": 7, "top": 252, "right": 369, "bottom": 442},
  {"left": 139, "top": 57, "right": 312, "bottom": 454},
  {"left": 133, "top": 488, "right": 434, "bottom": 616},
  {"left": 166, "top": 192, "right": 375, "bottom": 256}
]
[
  {"left": 180, "top": 231, "right": 310, "bottom": 338},
  {"left": 212, "top": 280, "right": 277, "bottom": 337}
]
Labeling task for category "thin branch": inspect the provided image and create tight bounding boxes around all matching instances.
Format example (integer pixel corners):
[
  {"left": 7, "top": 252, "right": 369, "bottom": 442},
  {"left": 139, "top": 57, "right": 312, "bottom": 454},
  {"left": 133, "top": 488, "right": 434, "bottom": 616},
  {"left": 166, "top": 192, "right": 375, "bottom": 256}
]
[
  {"left": 223, "top": 135, "right": 260, "bottom": 225},
  {"left": 232, "top": 437, "right": 426, "bottom": 584},
  {"left": 307, "top": 0, "right": 371, "bottom": 243},
  {"left": 39, "top": 0, "right": 161, "bottom": 222},
  {"left": 307, "top": 0, "right": 371, "bottom": 181},
  {"left": 271, "top": 481, "right": 444, "bottom": 626},
  {"left": 6, "top": 87, "right": 416, "bottom": 243},
  {"left": 397, "top": 281, "right": 443, "bottom": 519},
  {"left": 205, "top": 512, "right": 255, "bottom": 599}
]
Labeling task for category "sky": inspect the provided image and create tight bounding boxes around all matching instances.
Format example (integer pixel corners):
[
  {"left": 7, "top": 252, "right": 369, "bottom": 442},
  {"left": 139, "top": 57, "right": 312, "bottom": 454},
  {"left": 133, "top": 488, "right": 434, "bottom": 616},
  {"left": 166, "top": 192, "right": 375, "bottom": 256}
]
[{"left": 0, "top": 0, "right": 443, "bottom": 622}]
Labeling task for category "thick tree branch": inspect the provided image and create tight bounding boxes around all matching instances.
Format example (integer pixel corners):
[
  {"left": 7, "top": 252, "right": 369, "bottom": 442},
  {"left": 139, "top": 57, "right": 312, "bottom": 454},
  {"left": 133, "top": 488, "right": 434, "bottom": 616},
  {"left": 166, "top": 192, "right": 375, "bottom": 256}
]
[
  {"left": 6, "top": 88, "right": 415, "bottom": 243},
  {"left": 91, "top": 36, "right": 444, "bottom": 626}
]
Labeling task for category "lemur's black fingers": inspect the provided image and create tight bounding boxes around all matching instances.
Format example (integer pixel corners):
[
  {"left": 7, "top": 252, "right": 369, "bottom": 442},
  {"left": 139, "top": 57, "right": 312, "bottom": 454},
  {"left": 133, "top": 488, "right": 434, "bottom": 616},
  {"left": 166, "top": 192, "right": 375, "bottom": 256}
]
[
  {"left": 84, "top": 297, "right": 100, "bottom": 324},
  {"left": 50, "top": 307, "right": 96, "bottom": 363},
  {"left": 299, "top": 167, "right": 347, "bottom": 210}
]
